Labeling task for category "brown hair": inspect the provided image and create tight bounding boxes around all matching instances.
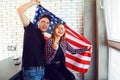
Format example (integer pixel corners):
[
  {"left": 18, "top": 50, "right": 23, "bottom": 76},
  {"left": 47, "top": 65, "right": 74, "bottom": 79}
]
[
  {"left": 50, "top": 23, "right": 66, "bottom": 40},
  {"left": 39, "top": 14, "right": 51, "bottom": 22}
]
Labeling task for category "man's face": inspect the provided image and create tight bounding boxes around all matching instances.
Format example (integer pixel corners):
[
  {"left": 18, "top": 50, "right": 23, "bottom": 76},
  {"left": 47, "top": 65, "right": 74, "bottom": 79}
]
[{"left": 37, "top": 17, "right": 50, "bottom": 33}]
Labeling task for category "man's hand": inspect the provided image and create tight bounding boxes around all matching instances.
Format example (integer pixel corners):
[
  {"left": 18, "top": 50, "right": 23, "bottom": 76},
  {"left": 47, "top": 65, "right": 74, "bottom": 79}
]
[
  {"left": 31, "top": 0, "right": 40, "bottom": 2},
  {"left": 31, "top": 0, "right": 40, "bottom": 5}
]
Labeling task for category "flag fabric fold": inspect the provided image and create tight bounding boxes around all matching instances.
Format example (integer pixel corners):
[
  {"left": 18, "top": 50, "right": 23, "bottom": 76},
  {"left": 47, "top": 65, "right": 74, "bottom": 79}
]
[{"left": 33, "top": 5, "right": 92, "bottom": 73}]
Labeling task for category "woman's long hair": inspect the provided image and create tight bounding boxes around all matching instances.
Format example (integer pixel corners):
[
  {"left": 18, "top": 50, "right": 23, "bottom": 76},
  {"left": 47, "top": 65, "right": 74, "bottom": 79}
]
[{"left": 50, "top": 23, "right": 66, "bottom": 40}]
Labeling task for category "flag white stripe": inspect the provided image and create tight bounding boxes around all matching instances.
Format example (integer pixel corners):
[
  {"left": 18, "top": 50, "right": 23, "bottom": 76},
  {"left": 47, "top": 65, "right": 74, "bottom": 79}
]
[{"left": 45, "top": 32, "right": 51, "bottom": 38}]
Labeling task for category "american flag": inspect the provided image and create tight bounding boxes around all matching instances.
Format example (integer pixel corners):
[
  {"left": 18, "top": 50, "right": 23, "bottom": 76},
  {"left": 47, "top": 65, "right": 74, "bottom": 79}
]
[{"left": 33, "top": 5, "right": 92, "bottom": 73}]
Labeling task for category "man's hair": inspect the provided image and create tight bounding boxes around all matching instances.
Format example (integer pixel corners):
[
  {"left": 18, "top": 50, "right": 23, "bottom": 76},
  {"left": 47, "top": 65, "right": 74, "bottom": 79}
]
[{"left": 39, "top": 14, "right": 51, "bottom": 22}]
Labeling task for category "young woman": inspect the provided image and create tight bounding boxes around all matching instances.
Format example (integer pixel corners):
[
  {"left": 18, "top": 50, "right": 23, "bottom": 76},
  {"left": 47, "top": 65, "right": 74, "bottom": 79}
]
[{"left": 44, "top": 23, "right": 89, "bottom": 80}]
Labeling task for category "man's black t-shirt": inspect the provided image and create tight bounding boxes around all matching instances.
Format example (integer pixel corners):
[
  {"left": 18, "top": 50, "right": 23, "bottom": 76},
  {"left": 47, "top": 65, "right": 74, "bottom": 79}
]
[{"left": 22, "top": 22, "right": 45, "bottom": 67}]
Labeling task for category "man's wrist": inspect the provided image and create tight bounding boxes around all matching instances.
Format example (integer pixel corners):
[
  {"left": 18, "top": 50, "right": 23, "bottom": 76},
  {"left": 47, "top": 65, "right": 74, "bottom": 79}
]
[{"left": 30, "top": 1, "right": 40, "bottom": 5}]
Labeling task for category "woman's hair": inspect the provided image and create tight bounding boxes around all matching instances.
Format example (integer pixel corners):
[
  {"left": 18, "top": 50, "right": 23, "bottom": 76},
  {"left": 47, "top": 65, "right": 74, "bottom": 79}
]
[{"left": 50, "top": 23, "right": 66, "bottom": 40}]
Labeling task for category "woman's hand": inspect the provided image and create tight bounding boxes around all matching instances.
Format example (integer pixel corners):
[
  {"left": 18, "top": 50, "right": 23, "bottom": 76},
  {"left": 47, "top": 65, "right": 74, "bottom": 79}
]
[
  {"left": 52, "top": 41, "right": 59, "bottom": 50},
  {"left": 87, "top": 45, "right": 92, "bottom": 52}
]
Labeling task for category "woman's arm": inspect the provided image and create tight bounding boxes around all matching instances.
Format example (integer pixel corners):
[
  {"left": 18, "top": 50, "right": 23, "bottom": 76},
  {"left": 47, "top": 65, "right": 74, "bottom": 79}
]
[
  {"left": 65, "top": 40, "right": 88, "bottom": 54},
  {"left": 17, "top": 0, "right": 40, "bottom": 27},
  {"left": 44, "top": 40, "right": 57, "bottom": 64}
]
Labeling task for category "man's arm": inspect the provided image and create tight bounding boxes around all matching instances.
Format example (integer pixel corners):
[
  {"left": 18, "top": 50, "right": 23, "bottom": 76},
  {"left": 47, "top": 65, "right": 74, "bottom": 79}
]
[{"left": 17, "top": 0, "right": 40, "bottom": 27}]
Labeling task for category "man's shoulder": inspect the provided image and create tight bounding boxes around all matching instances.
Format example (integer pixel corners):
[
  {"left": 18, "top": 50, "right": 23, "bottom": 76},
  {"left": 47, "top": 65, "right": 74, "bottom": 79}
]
[{"left": 24, "top": 22, "right": 35, "bottom": 28}]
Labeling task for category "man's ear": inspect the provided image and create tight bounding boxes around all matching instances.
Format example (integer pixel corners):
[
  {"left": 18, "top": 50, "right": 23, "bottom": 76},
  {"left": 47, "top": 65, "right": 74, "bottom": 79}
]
[{"left": 37, "top": 21, "right": 39, "bottom": 26}]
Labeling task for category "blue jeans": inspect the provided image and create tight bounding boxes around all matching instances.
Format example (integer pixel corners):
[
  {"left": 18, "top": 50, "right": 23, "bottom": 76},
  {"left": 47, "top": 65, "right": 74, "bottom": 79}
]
[{"left": 22, "top": 67, "right": 44, "bottom": 80}]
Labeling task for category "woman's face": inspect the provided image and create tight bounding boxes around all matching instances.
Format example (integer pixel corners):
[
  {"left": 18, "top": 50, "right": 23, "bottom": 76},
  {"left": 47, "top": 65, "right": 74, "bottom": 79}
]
[{"left": 55, "top": 24, "right": 65, "bottom": 37}]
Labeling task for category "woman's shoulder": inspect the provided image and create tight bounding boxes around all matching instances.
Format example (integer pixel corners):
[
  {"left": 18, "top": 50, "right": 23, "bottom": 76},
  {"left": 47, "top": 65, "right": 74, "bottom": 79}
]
[
  {"left": 45, "top": 38, "right": 53, "bottom": 44},
  {"left": 60, "top": 39, "right": 67, "bottom": 45},
  {"left": 61, "top": 39, "right": 67, "bottom": 43}
]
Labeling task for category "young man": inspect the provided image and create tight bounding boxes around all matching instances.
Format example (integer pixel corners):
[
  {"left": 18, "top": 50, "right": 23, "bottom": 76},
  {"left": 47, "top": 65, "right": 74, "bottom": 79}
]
[{"left": 17, "top": 0, "right": 51, "bottom": 80}]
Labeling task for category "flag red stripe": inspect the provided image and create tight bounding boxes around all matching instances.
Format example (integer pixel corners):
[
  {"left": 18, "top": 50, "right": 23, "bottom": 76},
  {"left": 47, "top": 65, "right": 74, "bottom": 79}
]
[
  {"left": 44, "top": 36, "right": 49, "bottom": 40},
  {"left": 80, "top": 52, "right": 91, "bottom": 57},
  {"left": 66, "top": 53, "right": 90, "bottom": 65},
  {"left": 66, "top": 62, "right": 88, "bottom": 73}
]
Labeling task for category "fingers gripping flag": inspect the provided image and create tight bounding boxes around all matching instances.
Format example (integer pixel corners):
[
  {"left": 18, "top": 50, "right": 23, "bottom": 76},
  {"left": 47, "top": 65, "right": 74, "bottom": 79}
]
[{"left": 33, "top": 5, "right": 92, "bottom": 73}]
